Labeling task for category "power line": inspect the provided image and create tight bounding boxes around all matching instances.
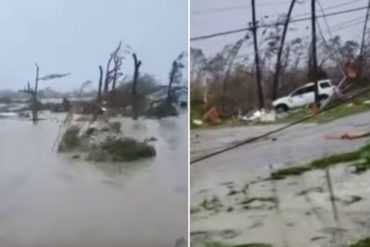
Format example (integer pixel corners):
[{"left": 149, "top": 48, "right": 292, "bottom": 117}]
[
  {"left": 191, "top": 5, "right": 370, "bottom": 41},
  {"left": 330, "top": 16, "right": 364, "bottom": 30},
  {"left": 191, "top": 5, "right": 250, "bottom": 15},
  {"left": 331, "top": 18, "right": 365, "bottom": 32},
  {"left": 291, "top": 0, "right": 363, "bottom": 19},
  {"left": 191, "top": 0, "right": 363, "bottom": 17},
  {"left": 191, "top": 0, "right": 289, "bottom": 15}
]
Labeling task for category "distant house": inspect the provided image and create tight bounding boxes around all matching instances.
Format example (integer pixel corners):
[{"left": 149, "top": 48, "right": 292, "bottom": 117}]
[{"left": 146, "top": 86, "right": 188, "bottom": 108}]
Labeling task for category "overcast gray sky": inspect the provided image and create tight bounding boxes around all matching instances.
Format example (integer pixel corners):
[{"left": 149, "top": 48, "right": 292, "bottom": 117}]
[
  {"left": 0, "top": 0, "right": 187, "bottom": 91},
  {"left": 191, "top": 0, "right": 368, "bottom": 57}
]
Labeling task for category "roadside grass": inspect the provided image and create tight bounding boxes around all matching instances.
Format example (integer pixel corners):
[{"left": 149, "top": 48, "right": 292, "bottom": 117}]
[
  {"left": 280, "top": 91, "right": 370, "bottom": 124},
  {"left": 192, "top": 99, "right": 370, "bottom": 130},
  {"left": 349, "top": 238, "right": 370, "bottom": 247},
  {"left": 204, "top": 238, "right": 370, "bottom": 247},
  {"left": 191, "top": 91, "right": 370, "bottom": 130},
  {"left": 205, "top": 243, "right": 273, "bottom": 247},
  {"left": 271, "top": 144, "right": 370, "bottom": 180}
]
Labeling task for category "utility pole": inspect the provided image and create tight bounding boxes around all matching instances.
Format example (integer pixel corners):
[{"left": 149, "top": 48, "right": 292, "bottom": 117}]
[
  {"left": 251, "top": 0, "right": 264, "bottom": 109},
  {"left": 32, "top": 64, "right": 40, "bottom": 122},
  {"left": 311, "top": 0, "right": 320, "bottom": 106},
  {"left": 360, "top": 0, "right": 370, "bottom": 57},
  {"left": 272, "top": 0, "right": 297, "bottom": 100}
]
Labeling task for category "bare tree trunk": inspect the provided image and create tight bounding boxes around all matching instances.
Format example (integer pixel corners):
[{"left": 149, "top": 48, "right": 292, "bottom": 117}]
[
  {"left": 111, "top": 56, "right": 122, "bottom": 92},
  {"left": 132, "top": 53, "right": 142, "bottom": 96},
  {"left": 112, "top": 65, "right": 117, "bottom": 92},
  {"left": 132, "top": 53, "right": 142, "bottom": 120},
  {"left": 272, "top": 0, "right": 296, "bottom": 100},
  {"left": 311, "top": 0, "right": 320, "bottom": 106},
  {"left": 251, "top": 0, "right": 264, "bottom": 109},
  {"left": 32, "top": 64, "right": 40, "bottom": 122},
  {"left": 104, "top": 57, "right": 113, "bottom": 94},
  {"left": 98, "top": 65, "right": 103, "bottom": 100},
  {"left": 168, "top": 62, "right": 177, "bottom": 102}
]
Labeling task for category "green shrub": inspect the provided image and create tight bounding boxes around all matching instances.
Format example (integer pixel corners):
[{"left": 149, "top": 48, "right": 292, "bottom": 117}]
[
  {"left": 348, "top": 238, "right": 370, "bottom": 247},
  {"left": 101, "top": 137, "right": 156, "bottom": 161}
]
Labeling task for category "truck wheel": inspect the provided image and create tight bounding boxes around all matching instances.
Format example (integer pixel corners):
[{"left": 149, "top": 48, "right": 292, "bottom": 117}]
[
  {"left": 319, "top": 94, "right": 329, "bottom": 101},
  {"left": 275, "top": 104, "right": 289, "bottom": 112}
]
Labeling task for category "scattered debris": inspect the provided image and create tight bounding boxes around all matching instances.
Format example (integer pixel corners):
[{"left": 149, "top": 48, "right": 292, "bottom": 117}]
[
  {"left": 241, "top": 109, "right": 276, "bottom": 123},
  {"left": 193, "top": 119, "right": 203, "bottom": 126},
  {"left": 227, "top": 190, "right": 240, "bottom": 196},
  {"left": 204, "top": 107, "right": 220, "bottom": 124},
  {"left": 71, "top": 154, "right": 80, "bottom": 160},
  {"left": 296, "top": 187, "right": 324, "bottom": 196},
  {"left": 0, "top": 112, "right": 18, "bottom": 119},
  {"left": 145, "top": 136, "right": 158, "bottom": 142},
  {"left": 325, "top": 131, "right": 370, "bottom": 140},
  {"left": 341, "top": 195, "right": 363, "bottom": 206},
  {"left": 239, "top": 197, "right": 278, "bottom": 210},
  {"left": 310, "top": 236, "right": 327, "bottom": 242}
]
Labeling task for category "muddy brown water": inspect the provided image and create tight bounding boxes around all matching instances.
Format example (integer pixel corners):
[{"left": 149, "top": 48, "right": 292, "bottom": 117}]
[{"left": 0, "top": 111, "right": 188, "bottom": 247}]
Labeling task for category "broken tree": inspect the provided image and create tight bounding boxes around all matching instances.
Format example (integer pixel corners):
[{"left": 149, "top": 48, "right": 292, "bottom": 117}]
[
  {"left": 168, "top": 52, "right": 186, "bottom": 103},
  {"left": 20, "top": 63, "right": 70, "bottom": 122},
  {"left": 272, "top": 0, "right": 297, "bottom": 100},
  {"left": 132, "top": 53, "right": 142, "bottom": 119},
  {"left": 99, "top": 41, "right": 128, "bottom": 99}
]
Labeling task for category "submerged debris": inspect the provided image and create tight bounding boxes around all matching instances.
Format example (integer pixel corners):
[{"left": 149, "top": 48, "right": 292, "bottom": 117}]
[
  {"left": 58, "top": 126, "right": 81, "bottom": 152},
  {"left": 98, "top": 137, "right": 156, "bottom": 161},
  {"left": 58, "top": 119, "right": 156, "bottom": 162}
]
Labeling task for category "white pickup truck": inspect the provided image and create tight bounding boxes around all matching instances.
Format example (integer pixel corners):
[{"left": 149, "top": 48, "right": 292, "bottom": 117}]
[{"left": 272, "top": 79, "right": 338, "bottom": 112}]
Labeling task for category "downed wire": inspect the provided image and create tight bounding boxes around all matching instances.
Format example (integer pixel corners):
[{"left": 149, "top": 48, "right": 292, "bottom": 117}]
[{"left": 191, "top": 86, "right": 370, "bottom": 164}]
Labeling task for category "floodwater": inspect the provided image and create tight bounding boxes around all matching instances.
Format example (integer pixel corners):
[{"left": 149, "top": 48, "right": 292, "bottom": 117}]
[{"left": 0, "top": 111, "right": 188, "bottom": 247}]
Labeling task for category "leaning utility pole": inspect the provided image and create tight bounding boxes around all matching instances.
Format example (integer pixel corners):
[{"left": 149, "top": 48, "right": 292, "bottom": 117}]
[
  {"left": 311, "top": 0, "right": 320, "bottom": 106},
  {"left": 251, "top": 0, "right": 264, "bottom": 109},
  {"left": 221, "top": 39, "right": 244, "bottom": 113},
  {"left": 272, "top": 0, "right": 297, "bottom": 100},
  {"left": 360, "top": 0, "right": 370, "bottom": 57}
]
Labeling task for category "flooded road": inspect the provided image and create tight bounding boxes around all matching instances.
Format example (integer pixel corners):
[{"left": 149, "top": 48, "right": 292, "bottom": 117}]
[
  {"left": 0, "top": 112, "right": 188, "bottom": 247},
  {"left": 191, "top": 111, "right": 370, "bottom": 247}
]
